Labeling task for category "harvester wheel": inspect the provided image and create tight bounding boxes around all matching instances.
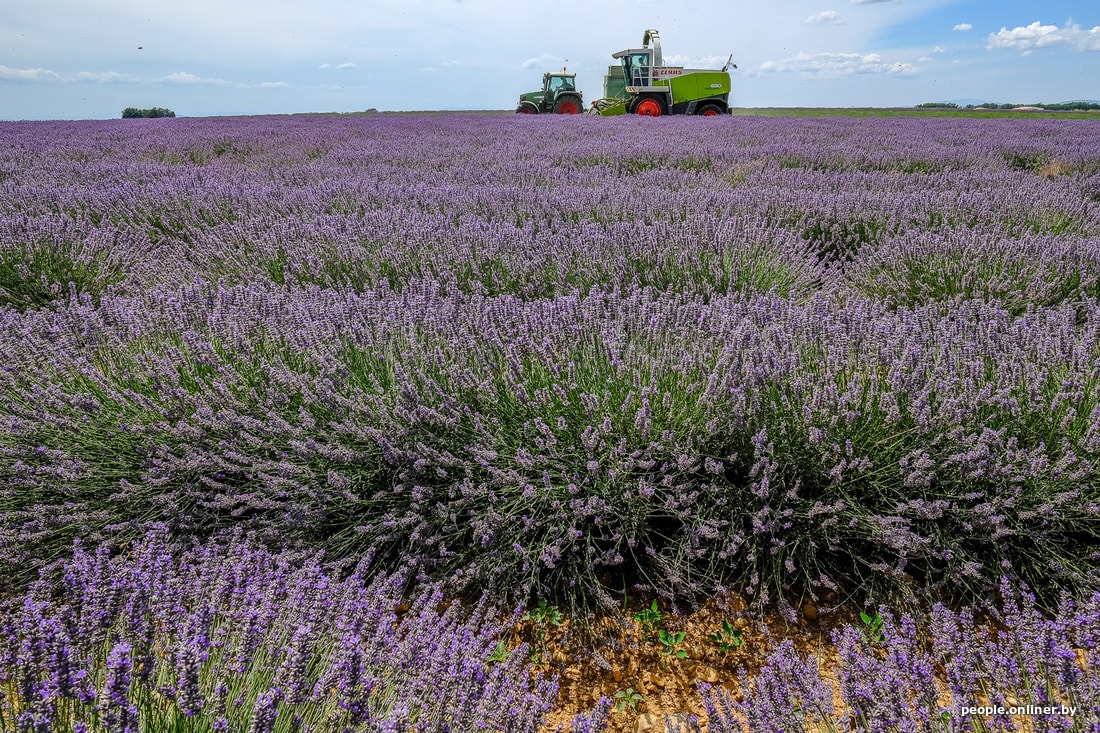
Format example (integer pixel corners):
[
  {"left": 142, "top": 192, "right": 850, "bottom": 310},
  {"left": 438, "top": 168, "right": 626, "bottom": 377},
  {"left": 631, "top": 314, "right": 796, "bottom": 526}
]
[
  {"left": 553, "top": 97, "right": 582, "bottom": 114},
  {"left": 696, "top": 103, "right": 724, "bottom": 117},
  {"left": 516, "top": 104, "right": 538, "bottom": 114},
  {"left": 634, "top": 97, "right": 663, "bottom": 117}
]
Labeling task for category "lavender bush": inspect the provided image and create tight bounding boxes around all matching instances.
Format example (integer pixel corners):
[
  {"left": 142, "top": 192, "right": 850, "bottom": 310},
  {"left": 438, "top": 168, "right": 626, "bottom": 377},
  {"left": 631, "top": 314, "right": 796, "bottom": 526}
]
[
  {"left": 701, "top": 582, "right": 1100, "bottom": 732},
  {"left": 843, "top": 229, "right": 1100, "bottom": 314},
  {"left": 2, "top": 114, "right": 1100, "bottom": 613},
  {"left": 0, "top": 529, "right": 566, "bottom": 732},
  {"left": 4, "top": 284, "right": 1100, "bottom": 609}
]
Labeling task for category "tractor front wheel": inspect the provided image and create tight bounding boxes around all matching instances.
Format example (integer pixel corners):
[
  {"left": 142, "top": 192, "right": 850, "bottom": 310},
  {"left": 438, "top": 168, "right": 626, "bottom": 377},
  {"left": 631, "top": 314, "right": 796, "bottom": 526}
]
[
  {"left": 634, "top": 97, "right": 664, "bottom": 117},
  {"left": 553, "top": 97, "right": 582, "bottom": 114},
  {"left": 696, "top": 103, "right": 724, "bottom": 117}
]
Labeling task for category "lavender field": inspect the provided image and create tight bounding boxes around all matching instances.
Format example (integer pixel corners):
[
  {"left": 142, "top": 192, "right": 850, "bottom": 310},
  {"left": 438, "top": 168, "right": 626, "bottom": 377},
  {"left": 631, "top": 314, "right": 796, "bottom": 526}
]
[{"left": 2, "top": 113, "right": 1100, "bottom": 730}]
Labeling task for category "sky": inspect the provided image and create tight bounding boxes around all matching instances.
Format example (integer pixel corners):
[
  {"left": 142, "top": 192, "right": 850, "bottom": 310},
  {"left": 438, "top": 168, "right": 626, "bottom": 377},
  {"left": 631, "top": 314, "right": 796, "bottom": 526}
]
[{"left": 1, "top": 0, "right": 1098, "bottom": 120}]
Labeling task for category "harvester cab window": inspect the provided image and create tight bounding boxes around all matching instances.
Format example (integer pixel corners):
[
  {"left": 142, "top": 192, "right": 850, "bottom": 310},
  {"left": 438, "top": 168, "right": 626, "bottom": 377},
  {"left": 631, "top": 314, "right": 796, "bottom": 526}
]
[{"left": 624, "top": 53, "right": 651, "bottom": 86}]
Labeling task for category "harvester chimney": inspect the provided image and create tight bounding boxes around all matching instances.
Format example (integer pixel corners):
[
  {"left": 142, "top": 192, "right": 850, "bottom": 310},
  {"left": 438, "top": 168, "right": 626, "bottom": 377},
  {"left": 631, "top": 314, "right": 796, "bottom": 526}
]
[{"left": 642, "top": 29, "right": 662, "bottom": 67}]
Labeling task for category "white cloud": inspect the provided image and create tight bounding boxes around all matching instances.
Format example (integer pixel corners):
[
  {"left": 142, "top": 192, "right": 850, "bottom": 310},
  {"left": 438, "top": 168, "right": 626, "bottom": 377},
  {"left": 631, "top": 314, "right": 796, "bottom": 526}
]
[
  {"left": 758, "top": 51, "right": 919, "bottom": 77},
  {"left": 337, "top": 62, "right": 358, "bottom": 69},
  {"left": 0, "top": 65, "right": 61, "bottom": 82},
  {"left": 521, "top": 53, "right": 567, "bottom": 70},
  {"left": 158, "top": 72, "right": 232, "bottom": 85},
  {"left": 988, "top": 21, "right": 1100, "bottom": 53},
  {"left": 953, "top": 23, "right": 972, "bottom": 32},
  {"left": 261, "top": 81, "right": 289, "bottom": 88},
  {"left": 75, "top": 71, "right": 139, "bottom": 84},
  {"left": 413, "top": 60, "right": 461, "bottom": 72},
  {"left": 663, "top": 53, "right": 730, "bottom": 68},
  {"left": 805, "top": 11, "right": 843, "bottom": 25}
]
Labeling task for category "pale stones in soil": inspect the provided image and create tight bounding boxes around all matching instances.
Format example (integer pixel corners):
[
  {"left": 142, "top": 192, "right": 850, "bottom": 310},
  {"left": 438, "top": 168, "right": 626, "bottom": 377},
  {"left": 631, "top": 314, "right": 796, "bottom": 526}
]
[{"left": 633, "top": 712, "right": 697, "bottom": 733}]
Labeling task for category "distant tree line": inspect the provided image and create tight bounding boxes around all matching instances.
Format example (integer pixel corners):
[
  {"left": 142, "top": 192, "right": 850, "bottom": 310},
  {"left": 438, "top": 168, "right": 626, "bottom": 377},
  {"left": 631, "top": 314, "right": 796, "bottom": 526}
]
[
  {"left": 917, "top": 101, "right": 1100, "bottom": 111},
  {"left": 122, "top": 107, "right": 176, "bottom": 118}
]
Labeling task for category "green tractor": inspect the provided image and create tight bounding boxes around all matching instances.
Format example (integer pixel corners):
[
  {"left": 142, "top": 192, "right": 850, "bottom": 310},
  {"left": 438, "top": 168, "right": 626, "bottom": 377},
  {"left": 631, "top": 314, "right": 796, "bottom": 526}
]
[
  {"left": 515, "top": 71, "right": 584, "bottom": 115},
  {"left": 591, "top": 29, "right": 734, "bottom": 116}
]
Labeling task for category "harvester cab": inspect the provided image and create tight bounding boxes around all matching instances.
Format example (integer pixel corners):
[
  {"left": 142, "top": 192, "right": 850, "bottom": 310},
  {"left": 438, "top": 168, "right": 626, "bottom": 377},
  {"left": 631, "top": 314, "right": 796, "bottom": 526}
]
[
  {"left": 515, "top": 71, "right": 583, "bottom": 114},
  {"left": 615, "top": 28, "right": 662, "bottom": 87}
]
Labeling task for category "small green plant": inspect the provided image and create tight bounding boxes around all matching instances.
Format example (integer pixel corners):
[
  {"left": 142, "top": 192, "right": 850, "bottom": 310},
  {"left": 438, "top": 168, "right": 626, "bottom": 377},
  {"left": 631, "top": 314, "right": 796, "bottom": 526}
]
[
  {"left": 523, "top": 598, "right": 564, "bottom": 628},
  {"left": 658, "top": 629, "right": 689, "bottom": 661},
  {"left": 523, "top": 599, "right": 563, "bottom": 665},
  {"left": 860, "top": 610, "right": 887, "bottom": 644},
  {"left": 487, "top": 639, "right": 511, "bottom": 664},
  {"left": 633, "top": 601, "right": 663, "bottom": 642},
  {"left": 708, "top": 619, "right": 744, "bottom": 653},
  {"left": 614, "top": 687, "right": 644, "bottom": 712}
]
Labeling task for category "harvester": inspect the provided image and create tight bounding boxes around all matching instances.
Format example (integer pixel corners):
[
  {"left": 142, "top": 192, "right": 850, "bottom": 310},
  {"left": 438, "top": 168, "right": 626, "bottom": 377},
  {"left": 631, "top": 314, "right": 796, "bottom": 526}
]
[
  {"left": 515, "top": 71, "right": 584, "bottom": 114},
  {"left": 590, "top": 29, "right": 734, "bottom": 116}
]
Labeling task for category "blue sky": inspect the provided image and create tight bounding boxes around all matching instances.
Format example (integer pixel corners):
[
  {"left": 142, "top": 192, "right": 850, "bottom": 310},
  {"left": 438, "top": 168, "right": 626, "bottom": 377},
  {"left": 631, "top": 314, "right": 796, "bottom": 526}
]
[{"left": 1, "top": 0, "right": 1098, "bottom": 119}]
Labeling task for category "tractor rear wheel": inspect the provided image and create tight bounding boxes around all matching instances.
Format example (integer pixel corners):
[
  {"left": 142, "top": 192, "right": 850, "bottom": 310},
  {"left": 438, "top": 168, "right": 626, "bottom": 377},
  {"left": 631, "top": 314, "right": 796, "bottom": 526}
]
[
  {"left": 634, "top": 97, "right": 664, "bottom": 117},
  {"left": 553, "top": 97, "right": 582, "bottom": 114},
  {"left": 696, "top": 103, "right": 724, "bottom": 117}
]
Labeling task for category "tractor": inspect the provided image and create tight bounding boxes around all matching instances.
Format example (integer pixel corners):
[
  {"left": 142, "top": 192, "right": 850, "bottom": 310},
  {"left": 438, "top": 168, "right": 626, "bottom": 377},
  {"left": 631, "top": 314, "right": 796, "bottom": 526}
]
[
  {"left": 591, "top": 29, "right": 734, "bottom": 116},
  {"left": 515, "top": 71, "right": 584, "bottom": 114}
]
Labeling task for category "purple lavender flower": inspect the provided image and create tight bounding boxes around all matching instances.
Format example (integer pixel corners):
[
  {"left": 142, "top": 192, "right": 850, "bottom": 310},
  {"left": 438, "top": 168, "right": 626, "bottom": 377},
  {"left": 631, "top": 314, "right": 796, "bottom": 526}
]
[{"left": 98, "top": 640, "right": 137, "bottom": 733}]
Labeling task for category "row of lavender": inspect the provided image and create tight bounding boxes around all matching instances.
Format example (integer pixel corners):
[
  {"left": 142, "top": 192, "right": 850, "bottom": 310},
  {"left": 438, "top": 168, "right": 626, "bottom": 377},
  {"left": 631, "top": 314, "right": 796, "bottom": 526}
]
[
  {"left": 1, "top": 116, "right": 1099, "bottom": 312},
  {"left": 702, "top": 575, "right": 1100, "bottom": 733},
  {"left": 3, "top": 531, "right": 1098, "bottom": 732},
  {"left": 4, "top": 281, "right": 1100, "bottom": 609},
  {"left": 1, "top": 530, "right": 562, "bottom": 732}
]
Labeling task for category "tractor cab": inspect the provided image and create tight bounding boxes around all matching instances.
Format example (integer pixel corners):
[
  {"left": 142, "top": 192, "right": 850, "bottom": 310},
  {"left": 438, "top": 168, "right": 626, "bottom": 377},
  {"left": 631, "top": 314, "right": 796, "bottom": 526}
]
[
  {"left": 544, "top": 72, "right": 576, "bottom": 95},
  {"left": 515, "top": 71, "right": 583, "bottom": 114}
]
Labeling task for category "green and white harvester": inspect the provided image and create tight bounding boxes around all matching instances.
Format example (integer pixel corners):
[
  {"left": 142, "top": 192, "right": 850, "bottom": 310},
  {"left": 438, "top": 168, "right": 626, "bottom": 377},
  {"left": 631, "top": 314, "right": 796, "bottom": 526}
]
[{"left": 590, "top": 29, "right": 734, "bottom": 116}]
